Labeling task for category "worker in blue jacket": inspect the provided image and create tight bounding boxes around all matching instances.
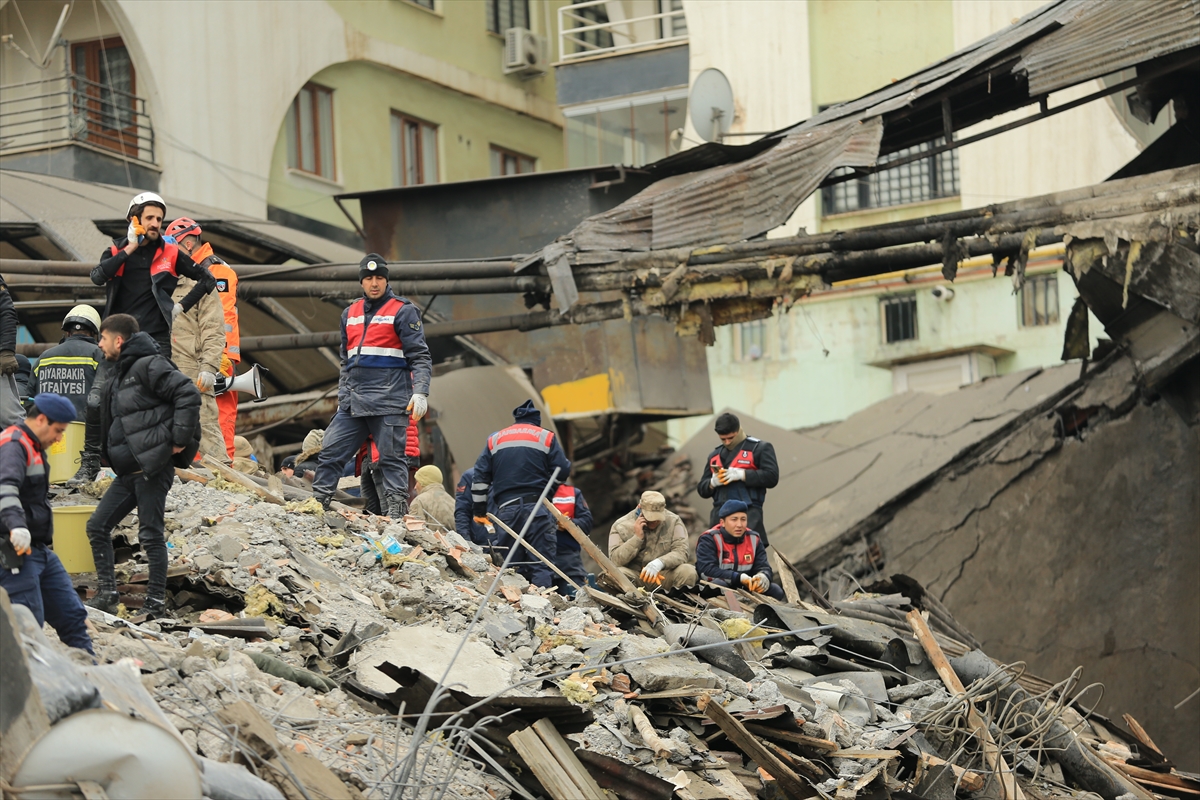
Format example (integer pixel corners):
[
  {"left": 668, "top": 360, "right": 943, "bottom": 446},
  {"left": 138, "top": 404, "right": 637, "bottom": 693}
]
[
  {"left": 695, "top": 499, "right": 784, "bottom": 601},
  {"left": 455, "top": 467, "right": 496, "bottom": 546},
  {"left": 551, "top": 483, "right": 593, "bottom": 595},
  {"left": 0, "top": 393, "right": 93, "bottom": 654},
  {"left": 311, "top": 255, "right": 432, "bottom": 519},
  {"left": 470, "top": 400, "right": 570, "bottom": 587}
]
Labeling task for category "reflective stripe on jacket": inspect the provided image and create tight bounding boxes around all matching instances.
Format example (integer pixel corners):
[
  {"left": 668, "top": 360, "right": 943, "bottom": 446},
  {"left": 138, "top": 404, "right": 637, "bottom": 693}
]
[
  {"left": 197, "top": 248, "right": 240, "bottom": 362},
  {"left": 346, "top": 296, "right": 407, "bottom": 368},
  {"left": 551, "top": 484, "right": 576, "bottom": 518},
  {"left": 0, "top": 422, "right": 52, "bottom": 546}
]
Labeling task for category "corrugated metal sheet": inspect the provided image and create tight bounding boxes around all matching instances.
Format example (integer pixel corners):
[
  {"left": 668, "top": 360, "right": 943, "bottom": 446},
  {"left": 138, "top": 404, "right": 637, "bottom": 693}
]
[{"left": 1019, "top": 0, "right": 1200, "bottom": 96}]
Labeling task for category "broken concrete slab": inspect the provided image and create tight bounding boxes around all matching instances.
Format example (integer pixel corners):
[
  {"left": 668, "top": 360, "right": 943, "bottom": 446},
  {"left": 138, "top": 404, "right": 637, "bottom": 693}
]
[
  {"left": 355, "top": 626, "right": 518, "bottom": 698},
  {"left": 618, "top": 635, "right": 718, "bottom": 692}
]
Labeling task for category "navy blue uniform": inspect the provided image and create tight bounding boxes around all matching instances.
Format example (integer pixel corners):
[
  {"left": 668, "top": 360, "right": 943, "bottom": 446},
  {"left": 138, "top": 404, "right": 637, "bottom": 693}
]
[
  {"left": 455, "top": 468, "right": 495, "bottom": 546},
  {"left": 552, "top": 485, "right": 593, "bottom": 593},
  {"left": 471, "top": 401, "right": 570, "bottom": 587}
]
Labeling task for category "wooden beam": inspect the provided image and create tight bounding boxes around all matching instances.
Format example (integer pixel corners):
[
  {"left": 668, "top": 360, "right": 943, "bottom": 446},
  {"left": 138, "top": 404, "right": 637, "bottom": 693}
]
[
  {"left": 201, "top": 455, "right": 284, "bottom": 505},
  {"left": 705, "top": 698, "right": 812, "bottom": 800},
  {"left": 1121, "top": 713, "right": 1164, "bottom": 757},
  {"left": 510, "top": 726, "right": 597, "bottom": 800},
  {"left": 488, "top": 513, "right": 581, "bottom": 591},
  {"left": 768, "top": 547, "right": 801, "bottom": 605},
  {"left": 920, "top": 752, "right": 985, "bottom": 793},
  {"left": 531, "top": 719, "right": 608, "bottom": 800},
  {"left": 907, "top": 610, "right": 1025, "bottom": 800}
]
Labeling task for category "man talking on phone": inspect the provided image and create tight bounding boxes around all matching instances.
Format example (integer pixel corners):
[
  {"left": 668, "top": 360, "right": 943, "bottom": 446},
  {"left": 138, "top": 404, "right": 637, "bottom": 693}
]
[{"left": 71, "top": 193, "right": 215, "bottom": 486}]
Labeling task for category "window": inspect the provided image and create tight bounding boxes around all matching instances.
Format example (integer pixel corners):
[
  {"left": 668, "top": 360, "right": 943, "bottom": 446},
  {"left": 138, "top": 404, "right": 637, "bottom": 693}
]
[
  {"left": 406, "top": 0, "right": 435, "bottom": 9},
  {"left": 1020, "top": 274, "right": 1060, "bottom": 327},
  {"left": 71, "top": 38, "right": 137, "bottom": 155},
  {"left": 486, "top": 0, "right": 529, "bottom": 33},
  {"left": 490, "top": 145, "right": 535, "bottom": 176},
  {"left": 286, "top": 83, "right": 335, "bottom": 180},
  {"left": 881, "top": 294, "right": 918, "bottom": 343},
  {"left": 738, "top": 320, "right": 766, "bottom": 361},
  {"left": 392, "top": 113, "right": 438, "bottom": 186},
  {"left": 822, "top": 139, "right": 959, "bottom": 215},
  {"left": 570, "top": 3, "right": 614, "bottom": 53},
  {"left": 658, "top": 0, "right": 687, "bottom": 38},
  {"left": 565, "top": 91, "right": 687, "bottom": 168}
]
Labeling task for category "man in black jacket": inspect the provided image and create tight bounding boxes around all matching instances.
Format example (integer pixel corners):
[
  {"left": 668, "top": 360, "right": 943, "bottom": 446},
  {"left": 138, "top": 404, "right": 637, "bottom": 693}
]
[
  {"left": 85, "top": 314, "right": 200, "bottom": 618},
  {"left": 0, "top": 275, "right": 20, "bottom": 427},
  {"left": 696, "top": 412, "right": 779, "bottom": 545}
]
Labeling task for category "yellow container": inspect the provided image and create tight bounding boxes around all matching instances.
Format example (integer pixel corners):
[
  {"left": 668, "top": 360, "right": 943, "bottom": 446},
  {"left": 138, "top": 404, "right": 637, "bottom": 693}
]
[
  {"left": 46, "top": 420, "right": 86, "bottom": 484},
  {"left": 51, "top": 505, "right": 97, "bottom": 574}
]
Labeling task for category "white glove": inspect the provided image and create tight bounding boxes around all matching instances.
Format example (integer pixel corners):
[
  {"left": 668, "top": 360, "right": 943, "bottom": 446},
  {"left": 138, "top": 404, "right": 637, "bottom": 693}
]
[
  {"left": 407, "top": 393, "right": 428, "bottom": 421},
  {"left": 724, "top": 467, "right": 746, "bottom": 483},
  {"left": 640, "top": 558, "right": 664, "bottom": 584},
  {"left": 709, "top": 472, "right": 723, "bottom": 488},
  {"left": 10, "top": 527, "right": 31, "bottom": 556},
  {"left": 196, "top": 371, "right": 216, "bottom": 391},
  {"left": 126, "top": 220, "right": 144, "bottom": 245},
  {"left": 171, "top": 302, "right": 185, "bottom": 323}
]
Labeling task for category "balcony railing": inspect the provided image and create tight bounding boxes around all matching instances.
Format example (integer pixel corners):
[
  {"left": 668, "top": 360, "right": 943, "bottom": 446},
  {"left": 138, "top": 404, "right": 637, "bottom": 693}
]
[
  {"left": 0, "top": 73, "right": 155, "bottom": 164},
  {"left": 558, "top": 0, "right": 687, "bottom": 62}
]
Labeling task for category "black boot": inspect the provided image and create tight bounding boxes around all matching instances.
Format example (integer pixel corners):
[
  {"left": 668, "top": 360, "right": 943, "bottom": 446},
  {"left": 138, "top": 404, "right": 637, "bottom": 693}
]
[
  {"left": 86, "top": 589, "right": 120, "bottom": 613},
  {"left": 68, "top": 452, "right": 101, "bottom": 487},
  {"left": 385, "top": 494, "right": 408, "bottom": 520},
  {"left": 315, "top": 493, "right": 332, "bottom": 512},
  {"left": 141, "top": 597, "right": 168, "bottom": 620}
]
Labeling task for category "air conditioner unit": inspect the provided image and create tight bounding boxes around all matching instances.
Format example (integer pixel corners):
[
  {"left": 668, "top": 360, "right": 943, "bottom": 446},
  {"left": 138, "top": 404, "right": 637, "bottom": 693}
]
[{"left": 503, "top": 27, "right": 547, "bottom": 76}]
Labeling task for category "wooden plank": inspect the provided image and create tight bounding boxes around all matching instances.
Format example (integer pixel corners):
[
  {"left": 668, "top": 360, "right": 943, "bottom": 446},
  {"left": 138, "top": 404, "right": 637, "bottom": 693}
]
[
  {"left": 907, "top": 610, "right": 1025, "bottom": 800},
  {"left": 531, "top": 719, "right": 608, "bottom": 800},
  {"left": 584, "top": 586, "right": 648, "bottom": 619},
  {"left": 741, "top": 723, "right": 838, "bottom": 753},
  {"left": 488, "top": 513, "right": 581, "bottom": 591},
  {"left": 768, "top": 547, "right": 801, "bottom": 604},
  {"left": 509, "top": 727, "right": 583, "bottom": 800},
  {"left": 920, "top": 752, "right": 985, "bottom": 792},
  {"left": 1102, "top": 758, "right": 1200, "bottom": 793},
  {"left": 828, "top": 748, "right": 901, "bottom": 759},
  {"left": 202, "top": 455, "right": 284, "bottom": 505},
  {"left": 541, "top": 498, "right": 633, "bottom": 593},
  {"left": 1121, "top": 713, "right": 1164, "bottom": 757},
  {"left": 705, "top": 698, "right": 812, "bottom": 800}
]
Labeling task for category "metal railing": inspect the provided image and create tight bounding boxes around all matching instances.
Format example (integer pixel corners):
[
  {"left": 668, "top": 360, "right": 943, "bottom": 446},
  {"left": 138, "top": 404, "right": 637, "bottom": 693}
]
[
  {"left": 0, "top": 73, "right": 155, "bottom": 163},
  {"left": 558, "top": 0, "right": 687, "bottom": 62}
]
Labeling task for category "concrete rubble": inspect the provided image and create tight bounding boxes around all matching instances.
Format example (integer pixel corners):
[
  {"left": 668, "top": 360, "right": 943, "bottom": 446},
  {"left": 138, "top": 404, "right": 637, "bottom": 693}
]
[{"left": 2, "top": 469, "right": 1195, "bottom": 800}]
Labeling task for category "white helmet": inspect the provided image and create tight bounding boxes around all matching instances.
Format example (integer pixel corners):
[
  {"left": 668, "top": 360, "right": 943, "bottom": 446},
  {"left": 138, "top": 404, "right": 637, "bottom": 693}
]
[
  {"left": 63, "top": 303, "right": 102, "bottom": 335},
  {"left": 126, "top": 191, "right": 166, "bottom": 217}
]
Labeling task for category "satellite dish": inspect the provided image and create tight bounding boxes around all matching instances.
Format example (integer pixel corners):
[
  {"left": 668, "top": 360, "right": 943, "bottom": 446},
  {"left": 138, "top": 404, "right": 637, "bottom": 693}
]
[{"left": 689, "top": 68, "right": 735, "bottom": 143}]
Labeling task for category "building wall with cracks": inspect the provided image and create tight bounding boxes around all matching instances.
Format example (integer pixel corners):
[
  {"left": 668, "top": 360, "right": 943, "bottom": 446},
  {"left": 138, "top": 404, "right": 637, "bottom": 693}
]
[{"left": 872, "top": 365, "right": 1200, "bottom": 770}]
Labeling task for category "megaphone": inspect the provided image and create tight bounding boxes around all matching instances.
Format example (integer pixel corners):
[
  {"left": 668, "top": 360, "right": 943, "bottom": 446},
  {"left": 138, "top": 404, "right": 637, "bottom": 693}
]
[{"left": 214, "top": 364, "right": 269, "bottom": 403}]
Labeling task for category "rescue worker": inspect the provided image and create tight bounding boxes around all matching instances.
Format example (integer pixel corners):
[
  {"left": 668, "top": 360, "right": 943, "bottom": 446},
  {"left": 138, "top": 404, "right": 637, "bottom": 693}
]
[
  {"left": 455, "top": 466, "right": 493, "bottom": 546},
  {"left": 0, "top": 393, "right": 94, "bottom": 654},
  {"left": 470, "top": 400, "right": 571, "bottom": 588},
  {"left": 311, "top": 255, "right": 431, "bottom": 518},
  {"left": 607, "top": 490, "right": 697, "bottom": 592},
  {"left": 695, "top": 499, "right": 784, "bottom": 600},
  {"left": 75, "top": 193, "right": 215, "bottom": 485},
  {"left": 551, "top": 482, "right": 593, "bottom": 594},
  {"left": 697, "top": 412, "right": 779, "bottom": 545},
  {"left": 165, "top": 217, "right": 240, "bottom": 458},
  {"left": 408, "top": 465, "right": 456, "bottom": 530},
  {"left": 358, "top": 411, "right": 419, "bottom": 515},
  {"left": 164, "top": 218, "right": 228, "bottom": 464},
  {"left": 85, "top": 314, "right": 201, "bottom": 618},
  {"left": 29, "top": 305, "right": 103, "bottom": 417},
  {"left": 0, "top": 275, "right": 20, "bottom": 427}
]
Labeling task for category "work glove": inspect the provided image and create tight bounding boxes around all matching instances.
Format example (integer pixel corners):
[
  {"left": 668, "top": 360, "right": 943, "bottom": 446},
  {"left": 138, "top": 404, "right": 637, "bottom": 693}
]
[
  {"left": 196, "top": 371, "right": 216, "bottom": 392},
  {"left": 171, "top": 302, "right": 185, "bottom": 323},
  {"left": 640, "top": 559, "right": 665, "bottom": 585},
  {"left": 749, "top": 573, "right": 769, "bottom": 593},
  {"left": 0, "top": 349, "right": 17, "bottom": 375},
  {"left": 723, "top": 467, "right": 746, "bottom": 483},
  {"left": 9, "top": 527, "right": 31, "bottom": 556},
  {"left": 126, "top": 220, "right": 145, "bottom": 245},
  {"left": 407, "top": 393, "right": 428, "bottom": 421},
  {"left": 473, "top": 515, "right": 495, "bottom": 535},
  {"left": 709, "top": 469, "right": 725, "bottom": 489},
  {"left": 220, "top": 355, "right": 233, "bottom": 376}
]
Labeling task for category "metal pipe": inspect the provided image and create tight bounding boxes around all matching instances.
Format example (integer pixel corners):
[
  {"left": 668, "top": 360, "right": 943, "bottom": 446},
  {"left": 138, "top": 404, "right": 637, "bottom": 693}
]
[
  {"left": 236, "top": 277, "right": 545, "bottom": 298},
  {"left": 0, "top": 258, "right": 522, "bottom": 281}
]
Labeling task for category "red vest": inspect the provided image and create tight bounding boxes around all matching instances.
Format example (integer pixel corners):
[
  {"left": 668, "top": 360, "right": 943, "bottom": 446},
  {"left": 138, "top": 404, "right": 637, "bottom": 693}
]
[
  {"left": 487, "top": 424, "right": 555, "bottom": 454},
  {"left": 345, "top": 297, "right": 407, "bottom": 368},
  {"left": 710, "top": 447, "right": 758, "bottom": 474},
  {"left": 551, "top": 485, "right": 576, "bottom": 519},
  {"left": 704, "top": 527, "right": 762, "bottom": 574},
  {"left": 0, "top": 425, "right": 44, "bottom": 473},
  {"left": 108, "top": 242, "right": 180, "bottom": 278}
]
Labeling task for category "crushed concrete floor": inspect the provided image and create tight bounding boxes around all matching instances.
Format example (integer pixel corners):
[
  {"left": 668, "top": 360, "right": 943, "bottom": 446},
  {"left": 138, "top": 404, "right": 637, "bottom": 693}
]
[{"left": 3, "top": 471, "right": 1196, "bottom": 800}]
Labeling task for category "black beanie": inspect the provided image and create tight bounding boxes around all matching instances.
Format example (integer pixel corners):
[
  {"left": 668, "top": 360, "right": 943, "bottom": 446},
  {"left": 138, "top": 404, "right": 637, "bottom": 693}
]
[{"left": 359, "top": 253, "right": 389, "bottom": 281}]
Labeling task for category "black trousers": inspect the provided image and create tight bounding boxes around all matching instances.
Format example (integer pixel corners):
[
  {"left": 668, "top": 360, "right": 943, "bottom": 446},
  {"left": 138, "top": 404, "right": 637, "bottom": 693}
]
[{"left": 86, "top": 469, "right": 174, "bottom": 600}]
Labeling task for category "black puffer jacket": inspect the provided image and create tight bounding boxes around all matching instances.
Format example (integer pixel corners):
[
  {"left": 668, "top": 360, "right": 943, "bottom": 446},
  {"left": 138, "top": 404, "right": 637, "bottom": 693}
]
[{"left": 100, "top": 332, "right": 201, "bottom": 475}]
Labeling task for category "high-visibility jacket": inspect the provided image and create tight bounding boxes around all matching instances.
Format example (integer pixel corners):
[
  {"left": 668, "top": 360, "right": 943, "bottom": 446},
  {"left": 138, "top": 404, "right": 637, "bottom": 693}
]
[
  {"left": 695, "top": 525, "right": 771, "bottom": 588},
  {"left": 0, "top": 422, "right": 53, "bottom": 546},
  {"left": 28, "top": 335, "right": 102, "bottom": 416},
  {"left": 551, "top": 484, "right": 577, "bottom": 518},
  {"left": 337, "top": 289, "right": 432, "bottom": 417},
  {"left": 697, "top": 435, "right": 779, "bottom": 525},
  {"left": 193, "top": 244, "right": 240, "bottom": 363},
  {"left": 551, "top": 485, "right": 593, "bottom": 553}
]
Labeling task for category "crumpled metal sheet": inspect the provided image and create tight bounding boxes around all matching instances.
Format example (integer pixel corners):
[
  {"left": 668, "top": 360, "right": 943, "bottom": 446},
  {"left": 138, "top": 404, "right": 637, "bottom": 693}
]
[{"left": 1018, "top": 0, "right": 1200, "bottom": 96}]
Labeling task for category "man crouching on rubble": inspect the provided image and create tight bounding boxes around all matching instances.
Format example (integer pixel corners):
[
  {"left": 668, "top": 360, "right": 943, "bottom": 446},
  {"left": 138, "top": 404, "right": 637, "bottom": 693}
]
[
  {"left": 1, "top": 393, "right": 94, "bottom": 654},
  {"left": 85, "top": 314, "right": 201, "bottom": 618},
  {"left": 696, "top": 499, "right": 784, "bottom": 600},
  {"left": 607, "top": 490, "right": 697, "bottom": 592}
]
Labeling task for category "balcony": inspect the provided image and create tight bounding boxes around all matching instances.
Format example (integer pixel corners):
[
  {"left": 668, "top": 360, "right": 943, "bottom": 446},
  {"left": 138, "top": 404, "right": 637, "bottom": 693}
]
[
  {"left": 0, "top": 73, "right": 159, "bottom": 187},
  {"left": 558, "top": 0, "right": 686, "bottom": 62}
]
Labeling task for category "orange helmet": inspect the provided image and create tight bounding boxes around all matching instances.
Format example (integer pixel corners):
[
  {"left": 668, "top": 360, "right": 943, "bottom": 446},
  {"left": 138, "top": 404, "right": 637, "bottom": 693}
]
[{"left": 165, "top": 217, "right": 202, "bottom": 242}]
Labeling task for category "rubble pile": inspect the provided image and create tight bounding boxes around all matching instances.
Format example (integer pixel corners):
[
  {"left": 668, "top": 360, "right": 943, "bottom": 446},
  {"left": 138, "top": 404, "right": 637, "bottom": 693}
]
[{"left": 7, "top": 476, "right": 1196, "bottom": 800}]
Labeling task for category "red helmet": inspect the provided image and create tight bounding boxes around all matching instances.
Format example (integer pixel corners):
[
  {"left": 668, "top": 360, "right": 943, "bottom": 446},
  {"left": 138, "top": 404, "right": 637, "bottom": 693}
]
[{"left": 165, "top": 217, "right": 202, "bottom": 242}]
